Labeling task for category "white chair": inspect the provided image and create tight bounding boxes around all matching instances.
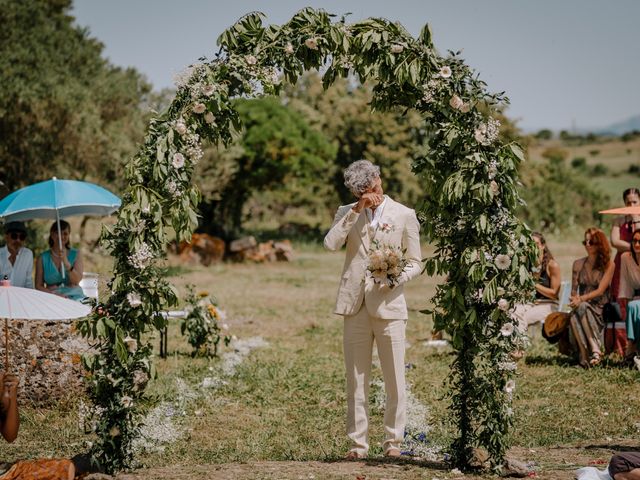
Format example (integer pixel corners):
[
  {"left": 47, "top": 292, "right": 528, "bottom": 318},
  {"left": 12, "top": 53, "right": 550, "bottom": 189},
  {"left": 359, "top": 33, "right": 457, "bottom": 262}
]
[
  {"left": 79, "top": 272, "right": 99, "bottom": 301},
  {"left": 557, "top": 280, "right": 571, "bottom": 313}
]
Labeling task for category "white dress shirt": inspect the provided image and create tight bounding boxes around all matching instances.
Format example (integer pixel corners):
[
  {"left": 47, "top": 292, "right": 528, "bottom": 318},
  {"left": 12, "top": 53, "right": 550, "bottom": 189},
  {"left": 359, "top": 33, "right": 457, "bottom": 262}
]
[
  {"left": 0, "top": 245, "right": 34, "bottom": 288},
  {"left": 365, "top": 195, "right": 388, "bottom": 229}
]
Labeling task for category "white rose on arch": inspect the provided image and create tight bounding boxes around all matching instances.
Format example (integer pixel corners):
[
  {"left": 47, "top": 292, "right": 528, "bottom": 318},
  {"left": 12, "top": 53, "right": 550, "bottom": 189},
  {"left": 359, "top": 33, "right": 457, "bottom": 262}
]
[
  {"left": 449, "top": 94, "right": 465, "bottom": 111},
  {"left": 192, "top": 103, "right": 206, "bottom": 114},
  {"left": 497, "top": 298, "right": 509, "bottom": 311},
  {"left": 305, "top": 37, "right": 319, "bottom": 50},
  {"left": 439, "top": 66, "right": 452, "bottom": 78},
  {"left": 245, "top": 55, "right": 258, "bottom": 65},
  {"left": 204, "top": 112, "right": 215, "bottom": 124},
  {"left": 390, "top": 43, "right": 404, "bottom": 54},
  {"left": 500, "top": 322, "right": 515, "bottom": 337},
  {"left": 495, "top": 254, "right": 511, "bottom": 270},
  {"left": 284, "top": 43, "right": 294, "bottom": 54},
  {"left": 504, "top": 379, "right": 516, "bottom": 394},
  {"left": 175, "top": 120, "right": 187, "bottom": 136},
  {"left": 172, "top": 152, "right": 185, "bottom": 169}
]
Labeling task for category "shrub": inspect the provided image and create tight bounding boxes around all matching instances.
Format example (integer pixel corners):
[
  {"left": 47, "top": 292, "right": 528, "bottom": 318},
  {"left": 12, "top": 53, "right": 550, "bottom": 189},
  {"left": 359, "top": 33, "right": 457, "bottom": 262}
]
[
  {"left": 571, "top": 157, "right": 587, "bottom": 169},
  {"left": 592, "top": 163, "right": 608, "bottom": 175},
  {"left": 589, "top": 149, "right": 600, "bottom": 156}
]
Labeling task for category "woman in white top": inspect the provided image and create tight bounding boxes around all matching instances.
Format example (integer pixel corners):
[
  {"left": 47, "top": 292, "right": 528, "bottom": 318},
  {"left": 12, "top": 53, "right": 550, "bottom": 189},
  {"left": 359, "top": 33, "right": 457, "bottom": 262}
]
[{"left": 0, "top": 222, "right": 33, "bottom": 288}]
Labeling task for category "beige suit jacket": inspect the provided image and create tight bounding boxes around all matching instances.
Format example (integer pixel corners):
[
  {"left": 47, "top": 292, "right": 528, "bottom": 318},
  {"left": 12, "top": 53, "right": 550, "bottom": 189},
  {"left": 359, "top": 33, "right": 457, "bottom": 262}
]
[{"left": 324, "top": 197, "right": 422, "bottom": 319}]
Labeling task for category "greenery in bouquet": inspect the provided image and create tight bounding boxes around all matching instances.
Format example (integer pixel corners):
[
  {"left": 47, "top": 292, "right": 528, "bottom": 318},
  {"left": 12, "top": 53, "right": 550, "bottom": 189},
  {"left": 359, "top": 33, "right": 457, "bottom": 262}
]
[
  {"left": 367, "top": 241, "right": 408, "bottom": 286},
  {"left": 181, "top": 286, "right": 231, "bottom": 358}
]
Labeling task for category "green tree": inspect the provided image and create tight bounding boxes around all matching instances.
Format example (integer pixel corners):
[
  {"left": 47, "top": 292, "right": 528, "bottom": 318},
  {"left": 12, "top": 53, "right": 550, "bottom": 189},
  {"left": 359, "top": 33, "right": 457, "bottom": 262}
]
[
  {"left": 0, "top": 0, "right": 150, "bottom": 191},
  {"left": 283, "top": 73, "right": 426, "bottom": 207},
  {"left": 199, "top": 97, "right": 335, "bottom": 235}
]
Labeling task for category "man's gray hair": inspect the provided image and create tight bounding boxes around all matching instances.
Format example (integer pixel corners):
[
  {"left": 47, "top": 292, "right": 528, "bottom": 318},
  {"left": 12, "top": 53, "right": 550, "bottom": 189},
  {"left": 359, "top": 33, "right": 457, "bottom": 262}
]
[{"left": 343, "top": 160, "right": 380, "bottom": 198}]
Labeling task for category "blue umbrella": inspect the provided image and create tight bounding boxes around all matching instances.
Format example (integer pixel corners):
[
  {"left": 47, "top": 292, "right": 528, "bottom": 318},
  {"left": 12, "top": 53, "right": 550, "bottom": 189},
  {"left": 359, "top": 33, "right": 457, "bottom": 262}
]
[
  {"left": 0, "top": 177, "right": 120, "bottom": 222},
  {"left": 0, "top": 177, "right": 121, "bottom": 278}
]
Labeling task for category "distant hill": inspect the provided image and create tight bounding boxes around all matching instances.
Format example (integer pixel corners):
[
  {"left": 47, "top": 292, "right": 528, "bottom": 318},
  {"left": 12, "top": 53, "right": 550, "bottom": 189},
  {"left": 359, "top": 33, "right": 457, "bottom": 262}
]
[{"left": 596, "top": 114, "right": 640, "bottom": 136}]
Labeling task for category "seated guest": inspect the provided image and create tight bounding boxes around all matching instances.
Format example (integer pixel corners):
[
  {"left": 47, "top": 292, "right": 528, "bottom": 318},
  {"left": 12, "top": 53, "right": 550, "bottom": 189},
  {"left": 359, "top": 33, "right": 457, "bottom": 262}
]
[
  {"left": 619, "top": 230, "right": 640, "bottom": 361},
  {"left": 568, "top": 227, "right": 615, "bottom": 368},
  {"left": 609, "top": 452, "right": 640, "bottom": 480},
  {"left": 610, "top": 188, "right": 640, "bottom": 301},
  {"left": 0, "top": 372, "right": 76, "bottom": 479},
  {"left": 35, "top": 220, "right": 84, "bottom": 301},
  {"left": 0, "top": 222, "right": 33, "bottom": 288},
  {"left": 513, "top": 232, "right": 561, "bottom": 333}
]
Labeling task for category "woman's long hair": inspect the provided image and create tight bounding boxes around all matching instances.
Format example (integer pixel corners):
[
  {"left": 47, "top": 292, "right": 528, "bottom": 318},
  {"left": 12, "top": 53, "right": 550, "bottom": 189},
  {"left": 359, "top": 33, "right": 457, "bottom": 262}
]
[
  {"left": 585, "top": 227, "right": 611, "bottom": 270},
  {"left": 48, "top": 220, "right": 71, "bottom": 249},
  {"left": 533, "top": 232, "right": 554, "bottom": 274},
  {"left": 631, "top": 230, "right": 640, "bottom": 266}
]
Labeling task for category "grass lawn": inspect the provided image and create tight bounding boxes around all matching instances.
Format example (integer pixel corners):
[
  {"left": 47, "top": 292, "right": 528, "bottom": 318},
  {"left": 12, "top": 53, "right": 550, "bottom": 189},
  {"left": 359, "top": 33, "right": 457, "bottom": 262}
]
[{"left": 1, "top": 237, "right": 639, "bottom": 479}]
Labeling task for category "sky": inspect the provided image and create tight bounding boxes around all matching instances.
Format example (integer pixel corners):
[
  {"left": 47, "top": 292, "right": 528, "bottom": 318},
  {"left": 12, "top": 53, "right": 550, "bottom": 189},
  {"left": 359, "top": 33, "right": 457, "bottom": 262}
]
[{"left": 72, "top": 0, "right": 640, "bottom": 132}]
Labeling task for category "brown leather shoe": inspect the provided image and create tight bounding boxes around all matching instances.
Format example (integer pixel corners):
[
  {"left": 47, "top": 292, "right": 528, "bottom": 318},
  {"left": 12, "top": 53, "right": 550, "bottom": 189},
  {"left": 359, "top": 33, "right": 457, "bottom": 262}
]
[
  {"left": 345, "top": 450, "right": 365, "bottom": 460},
  {"left": 385, "top": 448, "right": 401, "bottom": 458}
]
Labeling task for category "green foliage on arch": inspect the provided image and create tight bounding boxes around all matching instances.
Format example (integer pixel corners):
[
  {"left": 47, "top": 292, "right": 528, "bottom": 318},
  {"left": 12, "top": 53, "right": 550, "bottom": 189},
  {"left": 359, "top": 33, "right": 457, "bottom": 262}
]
[{"left": 78, "top": 8, "right": 536, "bottom": 473}]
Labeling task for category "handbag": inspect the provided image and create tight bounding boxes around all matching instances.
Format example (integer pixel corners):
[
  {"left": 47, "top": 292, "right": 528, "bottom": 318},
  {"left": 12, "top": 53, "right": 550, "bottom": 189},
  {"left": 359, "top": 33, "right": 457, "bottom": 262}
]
[{"left": 542, "top": 311, "right": 570, "bottom": 344}]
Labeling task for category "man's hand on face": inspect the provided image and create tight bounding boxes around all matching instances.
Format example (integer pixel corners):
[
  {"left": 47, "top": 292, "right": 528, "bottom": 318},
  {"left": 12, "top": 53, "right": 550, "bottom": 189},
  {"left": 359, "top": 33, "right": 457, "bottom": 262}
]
[{"left": 353, "top": 192, "right": 383, "bottom": 213}]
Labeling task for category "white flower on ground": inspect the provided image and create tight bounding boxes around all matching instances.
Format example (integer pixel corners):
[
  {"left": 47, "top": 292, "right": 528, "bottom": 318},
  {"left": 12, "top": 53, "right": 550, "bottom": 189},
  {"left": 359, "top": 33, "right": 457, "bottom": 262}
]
[
  {"left": 123, "top": 336, "right": 138, "bottom": 353},
  {"left": 175, "top": 120, "right": 187, "bottom": 135},
  {"left": 172, "top": 152, "right": 185, "bottom": 169},
  {"left": 490, "top": 180, "right": 500, "bottom": 195},
  {"left": 245, "top": 55, "right": 257, "bottom": 65},
  {"left": 109, "top": 426, "right": 121, "bottom": 437},
  {"left": 127, "top": 293, "right": 142, "bottom": 308},
  {"left": 192, "top": 102, "right": 206, "bottom": 114},
  {"left": 497, "top": 298, "right": 509, "bottom": 311},
  {"left": 201, "top": 84, "right": 215, "bottom": 97},
  {"left": 439, "top": 66, "right": 452, "bottom": 78},
  {"left": 506, "top": 407, "right": 514, "bottom": 416},
  {"left": 449, "top": 94, "right": 464, "bottom": 111},
  {"left": 284, "top": 43, "right": 294, "bottom": 54},
  {"left": 500, "top": 322, "right": 515, "bottom": 336},
  {"left": 304, "top": 37, "right": 319, "bottom": 50},
  {"left": 390, "top": 43, "right": 404, "bottom": 54},
  {"left": 505, "top": 379, "right": 516, "bottom": 393},
  {"left": 495, "top": 254, "right": 511, "bottom": 270},
  {"left": 120, "top": 396, "right": 133, "bottom": 408},
  {"left": 204, "top": 112, "right": 215, "bottom": 125}
]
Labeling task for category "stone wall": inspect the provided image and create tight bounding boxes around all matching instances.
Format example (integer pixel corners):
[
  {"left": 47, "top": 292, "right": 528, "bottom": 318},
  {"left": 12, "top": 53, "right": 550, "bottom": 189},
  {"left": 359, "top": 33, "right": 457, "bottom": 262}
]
[{"left": 1, "top": 320, "right": 91, "bottom": 405}]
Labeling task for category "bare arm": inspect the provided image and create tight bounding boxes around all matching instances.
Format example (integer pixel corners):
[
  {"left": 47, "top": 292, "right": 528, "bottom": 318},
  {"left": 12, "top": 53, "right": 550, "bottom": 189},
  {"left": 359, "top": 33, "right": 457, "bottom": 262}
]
[
  {"left": 64, "top": 249, "right": 83, "bottom": 286},
  {"left": 535, "top": 260, "right": 561, "bottom": 300},
  {"left": 611, "top": 222, "right": 630, "bottom": 252},
  {"left": 0, "top": 373, "right": 19, "bottom": 443}
]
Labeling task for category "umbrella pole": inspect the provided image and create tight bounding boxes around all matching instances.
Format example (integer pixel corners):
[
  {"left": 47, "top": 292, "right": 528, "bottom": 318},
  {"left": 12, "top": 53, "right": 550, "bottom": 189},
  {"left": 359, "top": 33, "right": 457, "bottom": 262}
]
[
  {"left": 56, "top": 211, "right": 65, "bottom": 280},
  {"left": 4, "top": 318, "right": 8, "bottom": 372}
]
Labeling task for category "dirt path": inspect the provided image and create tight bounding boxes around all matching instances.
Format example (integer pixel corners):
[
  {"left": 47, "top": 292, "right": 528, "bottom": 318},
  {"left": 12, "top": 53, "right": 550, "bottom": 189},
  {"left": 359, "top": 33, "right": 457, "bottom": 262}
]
[{"left": 123, "top": 444, "right": 624, "bottom": 479}]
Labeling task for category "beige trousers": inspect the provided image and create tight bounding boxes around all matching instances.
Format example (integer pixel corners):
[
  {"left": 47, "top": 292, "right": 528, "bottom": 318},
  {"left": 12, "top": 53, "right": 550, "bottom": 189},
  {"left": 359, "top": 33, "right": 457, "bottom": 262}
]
[
  {"left": 343, "top": 305, "right": 406, "bottom": 455},
  {"left": 513, "top": 301, "right": 559, "bottom": 333}
]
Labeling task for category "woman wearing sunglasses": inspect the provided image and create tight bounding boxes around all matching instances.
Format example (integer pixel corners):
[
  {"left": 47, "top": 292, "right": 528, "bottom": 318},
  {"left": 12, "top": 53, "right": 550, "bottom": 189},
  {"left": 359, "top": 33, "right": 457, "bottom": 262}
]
[
  {"left": 0, "top": 221, "right": 33, "bottom": 288},
  {"left": 568, "top": 227, "right": 615, "bottom": 368},
  {"left": 618, "top": 230, "right": 640, "bottom": 363}
]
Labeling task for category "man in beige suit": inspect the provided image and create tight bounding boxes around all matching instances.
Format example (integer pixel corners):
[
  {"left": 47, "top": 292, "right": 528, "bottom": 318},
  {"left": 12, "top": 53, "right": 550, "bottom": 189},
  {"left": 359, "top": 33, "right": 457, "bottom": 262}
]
[{"left": 324, "top": 160, "right": 422, "bottom": 459}]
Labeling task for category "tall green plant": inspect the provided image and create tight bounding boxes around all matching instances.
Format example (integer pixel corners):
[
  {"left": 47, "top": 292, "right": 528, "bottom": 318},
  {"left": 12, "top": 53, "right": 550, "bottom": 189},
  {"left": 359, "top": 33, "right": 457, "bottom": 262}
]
[{"left": 79, "top": 8, "right": 535, "bottom": 473}]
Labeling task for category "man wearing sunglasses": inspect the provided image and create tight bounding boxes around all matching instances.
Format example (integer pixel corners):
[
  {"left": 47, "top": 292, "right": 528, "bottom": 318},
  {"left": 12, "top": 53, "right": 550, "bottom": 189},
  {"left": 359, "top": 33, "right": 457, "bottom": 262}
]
[{"left": 0, "top": 222, "right": 34, "bottom": 288}]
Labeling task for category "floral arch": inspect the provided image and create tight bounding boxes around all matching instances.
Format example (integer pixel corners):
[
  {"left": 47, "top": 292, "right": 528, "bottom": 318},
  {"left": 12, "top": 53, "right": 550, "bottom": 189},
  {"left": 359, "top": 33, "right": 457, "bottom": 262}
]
[{"left": 79, "top": 8, "right": 535, "bottom": 473}]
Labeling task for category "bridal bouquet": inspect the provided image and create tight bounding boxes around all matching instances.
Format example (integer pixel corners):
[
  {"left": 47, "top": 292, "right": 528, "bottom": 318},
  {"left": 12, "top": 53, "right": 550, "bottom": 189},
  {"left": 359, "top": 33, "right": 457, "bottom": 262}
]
[{"left": 367, "top": 241, "right": 408, "bottom": 286}]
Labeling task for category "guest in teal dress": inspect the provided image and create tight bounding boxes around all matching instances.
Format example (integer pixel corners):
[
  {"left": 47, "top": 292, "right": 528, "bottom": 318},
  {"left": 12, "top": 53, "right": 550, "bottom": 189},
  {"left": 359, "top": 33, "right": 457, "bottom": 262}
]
[{"left": 35, "top": 220, "right": 85, "bottom": 301}]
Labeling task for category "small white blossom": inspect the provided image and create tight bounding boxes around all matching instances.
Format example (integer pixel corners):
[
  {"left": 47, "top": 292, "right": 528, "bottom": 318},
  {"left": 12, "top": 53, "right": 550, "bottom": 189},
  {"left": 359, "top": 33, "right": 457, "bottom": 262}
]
[
  {"left": 123, "top": 336, "right": 138, "bottom": 353},
  {"left": 475, "top": 117, "right": 501, "bottom": 146},
  {"left": 498, "top": 361, "right": 517, "bottom": 372},
  {"left": 505, "top": 379, "right": 516, "bottom": 394},
  {"left": 175, "top": 120, "right": 187, "bottom": 135},
  {"left": 109, "top": 426, "right": 121, "bottom": 437},
  {"left": 204, "top": 112, "right": 215, "bottom": 124},
  {"left": 506, "top": 407, "right": 514, "bottom": 416},
  {"left": 497, "top": 298, "right": 509, "bottom": 311},
  {"left": 490, "top": 180, "right": 500, "bottom": 195},
  {"left": 390, "top": 43, "right": 404, "bottom": 54},
  {"left": 495, "top": 254, "right": 511, "bottom": 270},
  {"left": 284, "top": 43, "right": 294, "bottom": 54},
  {"left": 128, "top": 242, "right": 154, "bottom": 269},
  {"left": 500, "top": 322, "right": 515, "bottom": 336},
  {"left": 127, "top": 293, "right": 142, "bottom": 308},
  {"left": 120, "top": 396, "right": 133, "bottom": 408},
  {"left": 172, "top": 152, "right": 185, "bottom": 169},
  {"left": 192, "top": 102, "right": 206, "bottom": 114},
  {"left": 439, "top": 66, "right": 452, "bottom": 78},
  {"left": 167, "top": 180, "right": 181, "bottom": 197},
  {"left": 304, "top": 37, "right": 319, "bottom": 50},
  {"left": 201, "top": 84, "right": 215, "bottom": 97},
  {"left": 245, "top": 55, "right": 258, "bottom": 65}
]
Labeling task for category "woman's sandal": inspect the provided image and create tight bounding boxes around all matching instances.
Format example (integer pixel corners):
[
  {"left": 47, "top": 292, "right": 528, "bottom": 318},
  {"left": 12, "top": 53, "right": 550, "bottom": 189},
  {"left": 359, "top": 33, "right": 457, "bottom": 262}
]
[{"left": 589, "top": 351, "right": 602, "bottom": 367}]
